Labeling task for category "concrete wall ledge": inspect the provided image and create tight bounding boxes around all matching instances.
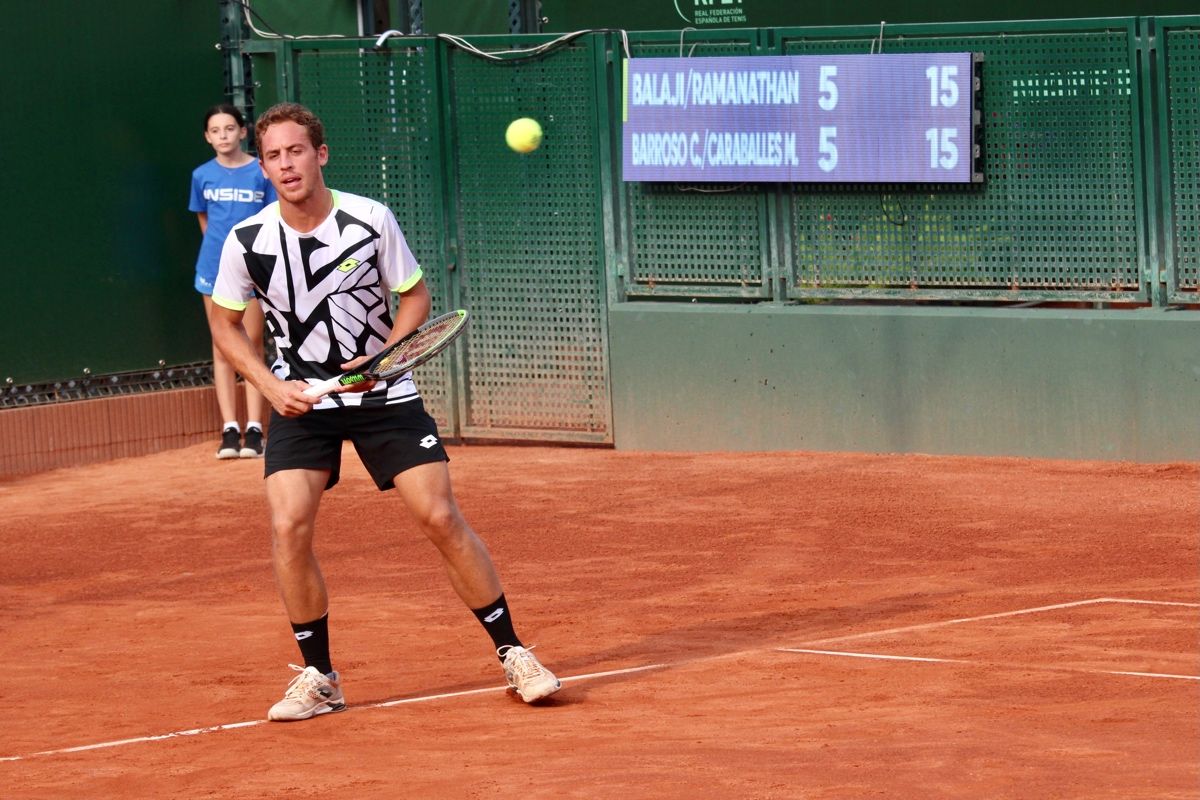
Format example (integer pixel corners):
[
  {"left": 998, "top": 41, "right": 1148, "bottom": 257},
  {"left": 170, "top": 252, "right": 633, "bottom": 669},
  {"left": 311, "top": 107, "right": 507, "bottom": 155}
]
[
  {"left": 608, "top": 303, "right": 1200, "bottom": 461},
  {"left": 0, "top": 387, "right": 230, "bottom": 479}
]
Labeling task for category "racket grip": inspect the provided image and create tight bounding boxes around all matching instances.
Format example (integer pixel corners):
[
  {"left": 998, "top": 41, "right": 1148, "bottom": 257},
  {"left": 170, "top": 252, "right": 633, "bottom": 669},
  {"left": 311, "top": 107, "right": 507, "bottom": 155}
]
[{"left": 302, "top": 376, "right": 344, "bottom": 398}]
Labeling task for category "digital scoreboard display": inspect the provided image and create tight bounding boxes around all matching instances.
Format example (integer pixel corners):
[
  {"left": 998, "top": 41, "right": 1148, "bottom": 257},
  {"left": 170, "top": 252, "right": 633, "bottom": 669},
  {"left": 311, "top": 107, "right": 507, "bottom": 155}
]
[{"left": 622, "top": 52, "right": 983, "bottom": 183}]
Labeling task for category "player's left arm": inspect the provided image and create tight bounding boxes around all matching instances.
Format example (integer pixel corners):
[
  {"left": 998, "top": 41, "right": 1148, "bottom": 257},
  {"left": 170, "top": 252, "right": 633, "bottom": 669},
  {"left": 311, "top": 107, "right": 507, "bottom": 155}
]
[
  {"left": 342, "top": 204, "right": 428, "bottom": 367},
  {"left": 331, "top": 277, "right": 431, "bottom": 396},
  {"left": 335, "top": 204, "right": 428, "bottom": 384},
  {"left": 387, "top": 278, "right": 432, "bottom": 346}
]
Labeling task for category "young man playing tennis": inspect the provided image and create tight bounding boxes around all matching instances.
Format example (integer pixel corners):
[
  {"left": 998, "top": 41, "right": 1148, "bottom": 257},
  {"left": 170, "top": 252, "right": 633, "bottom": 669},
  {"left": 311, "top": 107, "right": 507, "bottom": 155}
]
[{"left": 208, "top": 102, "right": 560, "bottom": 720}]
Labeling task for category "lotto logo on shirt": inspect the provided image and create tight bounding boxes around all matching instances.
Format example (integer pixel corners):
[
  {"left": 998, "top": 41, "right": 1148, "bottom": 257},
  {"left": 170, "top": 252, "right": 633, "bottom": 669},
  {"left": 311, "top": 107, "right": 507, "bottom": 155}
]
[{"left": 203, "top": 188, "right": 266, "bottom": 203}]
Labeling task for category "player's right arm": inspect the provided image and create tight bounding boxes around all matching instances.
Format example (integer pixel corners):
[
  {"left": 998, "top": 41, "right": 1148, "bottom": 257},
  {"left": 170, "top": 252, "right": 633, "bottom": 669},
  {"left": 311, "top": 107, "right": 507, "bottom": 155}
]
[
  {"left": 210, "top": 220, "right": 317, "bottom": 417},
  {"left": 208, "top": 304, "right": 317, "bottom": 417}
]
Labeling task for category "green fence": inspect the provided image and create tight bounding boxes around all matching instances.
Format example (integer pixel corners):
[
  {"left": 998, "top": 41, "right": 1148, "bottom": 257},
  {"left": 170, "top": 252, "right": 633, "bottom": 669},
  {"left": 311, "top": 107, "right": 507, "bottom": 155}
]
[
  {"left": 238, "top": 15, "right": 1198, "bottom": 441},
  {"left": 1155, "top": 16, "right": 1200, "bottom": 303},
  {"left": 614, "top": 19, "right": 1151, "bottom": 302},
  {"left": 779, "top": 19, "right": 1144, "bottom": 302},
  {"left": 0, "top": 1, "right": 224, "bottom": 390},
  {"left": 256, "top": 34, "right": 613, "bottom": 441}
]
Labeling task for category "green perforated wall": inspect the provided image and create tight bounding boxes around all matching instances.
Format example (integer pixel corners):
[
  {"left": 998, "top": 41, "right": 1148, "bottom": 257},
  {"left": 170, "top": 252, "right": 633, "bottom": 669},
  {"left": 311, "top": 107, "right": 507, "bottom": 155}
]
[
  {"left": 1162, "top": 20, "right": 1200, "bottom": 298},
  {"left": 781, "top": 20, "right": 1145, "bottom": 301},
  {"left": 620, "top": 32, "right": 773, "bottom": 299},
  {"left": 293, "top": 44, "right": 457, "bottom": 428},
  {"left": 446, "top": 37, "right": 611, "bottom": 440},
  {"left": 232, "top": 17, "right": 1197, "bottom": 448}
]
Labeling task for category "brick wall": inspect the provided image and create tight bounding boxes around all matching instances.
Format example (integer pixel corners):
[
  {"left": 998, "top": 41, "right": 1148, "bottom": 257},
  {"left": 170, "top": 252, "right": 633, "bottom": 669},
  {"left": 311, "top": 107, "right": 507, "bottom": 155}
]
[{"left": 0, "top": 388, "right": 240, "bottom": 478}]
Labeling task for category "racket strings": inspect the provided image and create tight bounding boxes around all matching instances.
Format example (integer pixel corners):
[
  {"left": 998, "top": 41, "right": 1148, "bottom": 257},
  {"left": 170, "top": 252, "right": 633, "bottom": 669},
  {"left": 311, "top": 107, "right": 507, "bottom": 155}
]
[{"left": 374, "top": 316, "right": 461, "bottom": 373}]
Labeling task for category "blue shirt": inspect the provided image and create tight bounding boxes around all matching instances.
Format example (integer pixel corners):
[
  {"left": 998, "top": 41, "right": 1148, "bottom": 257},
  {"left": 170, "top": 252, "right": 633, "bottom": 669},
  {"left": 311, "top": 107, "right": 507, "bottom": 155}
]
[{"left": 188, "top": 158, "right": 276, "bottom": 294}]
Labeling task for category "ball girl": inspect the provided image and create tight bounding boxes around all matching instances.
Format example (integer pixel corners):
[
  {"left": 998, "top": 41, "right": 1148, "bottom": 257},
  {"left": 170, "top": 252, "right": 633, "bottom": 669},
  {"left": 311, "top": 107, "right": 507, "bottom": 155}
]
[{"left": 189, "top": 104, "right": 276, "bottom": 458}]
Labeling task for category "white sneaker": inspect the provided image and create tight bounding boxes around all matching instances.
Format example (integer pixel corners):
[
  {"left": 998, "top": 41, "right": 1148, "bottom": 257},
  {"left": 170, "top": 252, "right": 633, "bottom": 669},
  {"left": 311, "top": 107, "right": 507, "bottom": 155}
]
[
  {"left": 267, "top": 664, "right": 346, "bottom": 721},
  {"left": 499, "top": 645, "right": 561, "bottom": 703}
]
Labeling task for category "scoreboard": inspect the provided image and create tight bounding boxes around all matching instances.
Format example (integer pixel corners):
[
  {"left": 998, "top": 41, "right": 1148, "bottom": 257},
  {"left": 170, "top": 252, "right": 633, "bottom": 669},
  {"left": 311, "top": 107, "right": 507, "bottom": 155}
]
[{"left": 622, "top": 52, "right": 983, "bottom": 183}]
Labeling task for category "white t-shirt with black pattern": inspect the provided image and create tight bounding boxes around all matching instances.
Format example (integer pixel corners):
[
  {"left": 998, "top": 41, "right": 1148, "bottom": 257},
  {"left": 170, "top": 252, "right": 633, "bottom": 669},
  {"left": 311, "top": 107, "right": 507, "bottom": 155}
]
[{"left": 213, "top": 190, "right": 424, "bottom": 410}]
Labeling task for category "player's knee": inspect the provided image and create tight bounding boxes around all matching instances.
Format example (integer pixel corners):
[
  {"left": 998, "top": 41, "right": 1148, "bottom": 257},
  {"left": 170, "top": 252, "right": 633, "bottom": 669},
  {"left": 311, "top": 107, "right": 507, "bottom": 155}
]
[
  {"left": 270, "top": 517, "right": 314, "bottom": 558},
  {"left": 418, "top": 504, "right": 467, "bottom": 545}
]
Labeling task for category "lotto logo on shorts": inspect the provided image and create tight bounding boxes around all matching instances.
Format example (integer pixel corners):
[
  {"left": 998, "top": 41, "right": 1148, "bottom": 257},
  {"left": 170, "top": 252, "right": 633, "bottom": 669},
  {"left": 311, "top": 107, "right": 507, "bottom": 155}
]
[{"left": 419, "top": 435, "right": 438, "bottom": 449}]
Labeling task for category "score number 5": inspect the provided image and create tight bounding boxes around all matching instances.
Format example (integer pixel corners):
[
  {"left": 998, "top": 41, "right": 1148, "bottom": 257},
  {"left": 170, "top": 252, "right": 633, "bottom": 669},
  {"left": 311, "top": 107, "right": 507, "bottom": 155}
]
[{"left": 818, "top": 66, "right": 838, "bottom": 172}]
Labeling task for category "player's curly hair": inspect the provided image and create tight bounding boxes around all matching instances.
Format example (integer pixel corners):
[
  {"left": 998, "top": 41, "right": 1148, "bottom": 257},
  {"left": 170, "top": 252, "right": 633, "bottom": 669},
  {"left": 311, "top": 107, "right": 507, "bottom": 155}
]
[{"left": 253, "top": 102, "right": 326, "bottom": 154}]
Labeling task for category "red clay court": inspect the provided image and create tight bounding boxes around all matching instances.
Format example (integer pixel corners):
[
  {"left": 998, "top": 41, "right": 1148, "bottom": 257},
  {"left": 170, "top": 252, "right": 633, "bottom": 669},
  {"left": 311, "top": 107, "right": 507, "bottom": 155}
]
[{"left": 1, "top": 443, "right": 1196, "bottom": 798}]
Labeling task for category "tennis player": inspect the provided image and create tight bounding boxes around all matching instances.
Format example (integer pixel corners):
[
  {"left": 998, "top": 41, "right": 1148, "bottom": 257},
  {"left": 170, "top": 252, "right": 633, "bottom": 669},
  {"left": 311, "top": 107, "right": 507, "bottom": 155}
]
[{"left": 207, "top": 102, "right": 560, "bottom": 721}]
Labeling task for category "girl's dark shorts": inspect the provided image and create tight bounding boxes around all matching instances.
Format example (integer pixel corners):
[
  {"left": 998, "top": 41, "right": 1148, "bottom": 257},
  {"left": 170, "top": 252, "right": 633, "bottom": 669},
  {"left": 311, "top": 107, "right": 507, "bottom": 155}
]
[{"left": 265, "top": 400, "right": 448, "bottom": 491}]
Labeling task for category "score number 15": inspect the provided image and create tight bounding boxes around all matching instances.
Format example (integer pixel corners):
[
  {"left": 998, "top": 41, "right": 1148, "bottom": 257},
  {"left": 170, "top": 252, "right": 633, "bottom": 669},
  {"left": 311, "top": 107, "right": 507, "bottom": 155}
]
[{"left": 925, "top": 65, "right": 959, "bottom": 170}]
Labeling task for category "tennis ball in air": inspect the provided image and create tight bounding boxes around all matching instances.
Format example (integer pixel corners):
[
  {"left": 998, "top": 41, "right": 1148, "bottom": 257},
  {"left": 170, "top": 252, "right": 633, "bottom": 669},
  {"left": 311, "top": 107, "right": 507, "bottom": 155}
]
[{"left": 505, "top": 117, "right": 543, "bottom": 153}]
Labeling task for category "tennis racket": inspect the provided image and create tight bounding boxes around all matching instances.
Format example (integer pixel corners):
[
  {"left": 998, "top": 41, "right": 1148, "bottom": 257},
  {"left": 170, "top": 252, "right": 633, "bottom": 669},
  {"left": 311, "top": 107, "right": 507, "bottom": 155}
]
[{"left": 302, "top": 309, "right": 470, "bottom": 398}]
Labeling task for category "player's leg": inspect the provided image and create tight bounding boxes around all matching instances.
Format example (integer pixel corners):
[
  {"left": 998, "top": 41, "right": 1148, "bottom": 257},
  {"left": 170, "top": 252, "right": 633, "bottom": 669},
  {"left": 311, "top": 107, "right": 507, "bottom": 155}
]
[
  {"left": 392, "top": 460, "right": 562, "bottom": 702},
  {"left": 393, "top": 460, "right": 503, "bottom": 607},
  {"left": 238, "top": 298, "right": 267, "bottom": 458},
  {"left": 263, "top": 467, "right": 345, "bottom": 721},
  {"left": 259, "top": 393, "right": 353, "bottom": 717},
  {"left": 266, "top": 468, "right": 330, "bottom": 626},
  {"left": 203, "top": 295, "right": 241, "bottom": 459},
  {"left": 351, "top": 402, "right": 561, "bottom": 701}
]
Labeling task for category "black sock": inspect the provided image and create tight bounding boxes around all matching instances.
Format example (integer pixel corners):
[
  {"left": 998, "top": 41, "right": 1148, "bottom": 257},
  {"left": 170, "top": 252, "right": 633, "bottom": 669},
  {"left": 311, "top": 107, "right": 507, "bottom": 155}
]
[
  {"left": 471, "top": 594, "right": 522, "bottom": 657},
  {"left": 291, "top": 613, "right": 333, "bottom": 675}
]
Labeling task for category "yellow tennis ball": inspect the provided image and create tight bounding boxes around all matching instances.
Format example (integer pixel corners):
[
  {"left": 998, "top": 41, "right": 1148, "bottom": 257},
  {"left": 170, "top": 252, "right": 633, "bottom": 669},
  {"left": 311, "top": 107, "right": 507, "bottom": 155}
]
[{"left": 505, "top": 117, "right": 543, "bottom": 153}]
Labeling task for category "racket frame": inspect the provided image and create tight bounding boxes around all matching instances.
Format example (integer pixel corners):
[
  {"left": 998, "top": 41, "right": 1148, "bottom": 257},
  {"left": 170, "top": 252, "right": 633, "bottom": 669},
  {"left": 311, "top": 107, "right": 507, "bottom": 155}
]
[{"left": 302, "top": 309, "right": 469, "bottom": 399}]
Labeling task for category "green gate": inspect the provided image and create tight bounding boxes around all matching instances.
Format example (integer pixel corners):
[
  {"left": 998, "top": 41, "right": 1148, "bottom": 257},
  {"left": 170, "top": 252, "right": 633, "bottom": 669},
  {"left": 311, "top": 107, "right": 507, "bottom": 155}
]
[
  {"left": 233, "top": 16, "right": 1198, "bottom": 442},
  {"left": 780, "top": 18, "right": 1146, "bottom": 303},
  {"left": 1153, "top": 16, "right": 1200, "bottom": 303},
  {"left": 443, "top": 35, "right": 612, "bottom": 442},
  {"left": 252, "top": 35, "right": 614, "bottom": 443}
]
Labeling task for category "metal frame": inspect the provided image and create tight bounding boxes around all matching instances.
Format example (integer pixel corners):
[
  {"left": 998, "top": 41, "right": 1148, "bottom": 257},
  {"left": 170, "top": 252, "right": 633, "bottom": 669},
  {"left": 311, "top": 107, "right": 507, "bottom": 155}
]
[
  {"left": 614, "top": 27, "right": 777, "bottom": 302},
  {"left": 772, "top": 17, "right": 1152, "bottom": 305},
  {"left": 1152, "top": 15, "right": 1200, "bottom": 305},
  {"left": 219, "top": 17, "right": 1200, "bottom": 442}
]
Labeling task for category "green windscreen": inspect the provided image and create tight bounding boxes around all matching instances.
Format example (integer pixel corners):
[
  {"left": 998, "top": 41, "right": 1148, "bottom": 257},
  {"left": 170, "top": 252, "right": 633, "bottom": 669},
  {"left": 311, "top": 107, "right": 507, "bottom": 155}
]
[
  {"left": 620, "top": 30, "right": 772, "bottom": 300},
  {"left": 780, "top": 21, "right": 1144, "bottom": 302},
  {"left": 1162, "top": 19, "right": 1200, "bottom": 300},
  {"left": 0, "top": 1, "right": 221, "bottom": 385},
  {"left": 293, "top": 42, "right": 457, "bottom": 427},
  {"left": 446, "top": 36, "right": 611, "bottom": 441}
]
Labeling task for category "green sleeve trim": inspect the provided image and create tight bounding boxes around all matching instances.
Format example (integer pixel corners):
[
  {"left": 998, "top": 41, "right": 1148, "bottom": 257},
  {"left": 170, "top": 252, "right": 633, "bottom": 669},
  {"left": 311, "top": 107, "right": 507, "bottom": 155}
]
[
  {"left": 393, "top": 266, "right": 423, "bottom": 294},
  {"left": 212, "top": 294, "right": 249, "bottom": 312}
]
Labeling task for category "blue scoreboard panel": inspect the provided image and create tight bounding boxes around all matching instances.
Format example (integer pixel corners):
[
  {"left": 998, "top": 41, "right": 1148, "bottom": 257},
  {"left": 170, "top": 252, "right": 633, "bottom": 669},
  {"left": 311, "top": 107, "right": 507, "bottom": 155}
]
[{"left": 623, "top": 52, "right": 983, "bottom": 183}]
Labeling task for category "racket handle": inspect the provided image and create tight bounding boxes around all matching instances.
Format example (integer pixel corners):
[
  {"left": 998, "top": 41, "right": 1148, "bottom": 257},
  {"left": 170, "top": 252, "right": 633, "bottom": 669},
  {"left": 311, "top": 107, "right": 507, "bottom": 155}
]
[{"left": 303, "top": 376, "right": 344, "bottom": 398}]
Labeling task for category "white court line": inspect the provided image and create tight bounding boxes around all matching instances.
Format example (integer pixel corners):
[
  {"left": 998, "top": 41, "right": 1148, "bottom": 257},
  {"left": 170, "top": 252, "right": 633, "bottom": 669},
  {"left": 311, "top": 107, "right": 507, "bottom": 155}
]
[
  {"left": 1107, "top": 670, "right": 1200, "bottom": 681},
  {"left": 1103, "top": 598, "right": 1200, "bottom": 608},
  {"left": 4, "top": 598, "right": 1193, "bottom": 763},
  {"left": 782, "top": 597, "right": 1199, "bottom": 682},
  {"left": 374, "top": 662, "right": 667, "bottom": 708},
  {"left": 799, "top": 597, "right": 1197, "bottom": 647},
  {"left": 782, "top": 648, "right": 966, "bottom": 664},
  {"left": 0, "top": 662, "right": 666, "bottom": 763},
  {"left": 779, "top": 647, "right": 1200, "bottom": 682}
]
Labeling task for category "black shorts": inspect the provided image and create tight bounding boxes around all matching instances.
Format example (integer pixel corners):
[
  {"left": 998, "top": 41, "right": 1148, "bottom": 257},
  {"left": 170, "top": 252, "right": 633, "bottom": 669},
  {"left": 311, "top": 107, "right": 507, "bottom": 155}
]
[{"left": 265, "top": 400, "right": 449, "bottom": 491}]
